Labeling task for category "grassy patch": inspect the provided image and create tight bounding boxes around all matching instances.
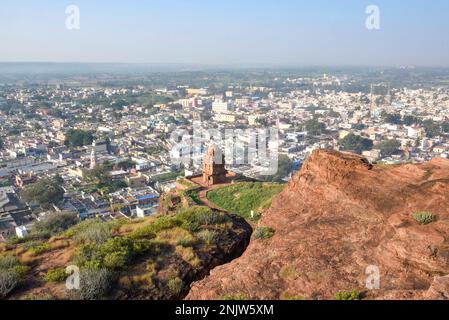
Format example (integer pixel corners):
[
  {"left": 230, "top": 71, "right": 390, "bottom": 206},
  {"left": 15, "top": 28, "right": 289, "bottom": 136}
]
[
  {"left": 28, "top": 243, "right": 52, "bottom": 256},
  {"left": 168, "top": 277, "right": 184, "bottom": 295},
  {"left": 175, "top": 246, "right": 201, "bottom": 267},
  {"left": 182, "top": 189, "right": 204, "bottom": 205},
  {"left": 156, "top": 228, "right": 196, "bottom": 247},
  {"left": 44, "top": 268, "right": 69, "bottom": 283},
  {"left": 196, "top": 229, "right": 218, "bottom": 246},
  {"left": 207, "top": 182, "right": 284, "bottom": 220},
  {"left": 413, "top": 212, "right": 436, "bottom": 225},
  {"left": 253, "top": 227, "right": 275, "bottom": 240},
  {"left": 334, "top": 290, "right": 361, "bottom": 300},
  {"left": 177, "top": 178, "right": 197, "bottom": 189},
  {"left": 151, "top": 170, "right": 185, "bottom": 183},
  {"left": 281, "top": 292, "right": 306, "bottom": 300},
  {"left": 280, "top": 265, "right": 298, "bottom": 280}
]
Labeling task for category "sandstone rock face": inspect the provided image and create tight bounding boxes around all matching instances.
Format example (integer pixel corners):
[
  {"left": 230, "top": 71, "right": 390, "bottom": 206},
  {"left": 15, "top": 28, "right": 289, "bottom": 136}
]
[
  {"left": 187, "top": 150, "right": 449, "bottom": 300},
  {"left": 425, "top": 276, "right": 449, "bottom": 300}
]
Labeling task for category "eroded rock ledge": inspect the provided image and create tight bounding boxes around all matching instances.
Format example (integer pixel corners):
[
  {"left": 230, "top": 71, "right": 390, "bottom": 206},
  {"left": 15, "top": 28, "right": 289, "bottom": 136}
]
[{"left": 187, "top": 150, "right": 449, "bottom": 300}]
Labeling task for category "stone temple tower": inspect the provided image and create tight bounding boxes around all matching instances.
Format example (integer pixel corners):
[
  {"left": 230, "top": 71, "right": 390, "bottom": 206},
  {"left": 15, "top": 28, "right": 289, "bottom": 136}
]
[{"left": 203, "top": 144, "right": 227, "bottom": 186}]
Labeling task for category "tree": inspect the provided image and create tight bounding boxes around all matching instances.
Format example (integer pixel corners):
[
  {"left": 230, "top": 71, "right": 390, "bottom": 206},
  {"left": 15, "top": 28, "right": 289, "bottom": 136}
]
[
  {"left": 381, "top": 112, "right": 402, "bottom": 125},
  {"left": 84, "top": 167, "right": 127, "bottom": 195},
  {"left": 116, "top": 159, "right": 136, "bottom": 171},
  {"left": 339, "top": 134, "right": 374, "bottom": 154},
  {"left": 442, "top": 122, "right": 449, "bottom": 134},
  {"left": 84, "top": 167, "right": 110, "bottom": 185},
  {"left": 21, "top": 175, "right": 65, "bottom": 209},
  {"left": 377, "top": 139, "right": 401, "bottom": 157},
  {"left": 65, "top": 129, "right": 94, "bottom": 148},
  {"left": 259, "top": 155, "right": 294, "bottom": 183},
  {"left": 403, "top": 115, "right": 420, "bottom": 126},
  {"left": 422, "top": 120, "right": 441, "bottom": 138},
  {"left": 304, "top": 118, "right": 326, "bottom": 136}
]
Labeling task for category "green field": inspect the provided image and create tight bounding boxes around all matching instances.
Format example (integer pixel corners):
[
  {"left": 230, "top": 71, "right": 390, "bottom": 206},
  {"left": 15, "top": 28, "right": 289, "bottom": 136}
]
[{"left": 206, "top": 182, "right": 284, "bottom": 220}]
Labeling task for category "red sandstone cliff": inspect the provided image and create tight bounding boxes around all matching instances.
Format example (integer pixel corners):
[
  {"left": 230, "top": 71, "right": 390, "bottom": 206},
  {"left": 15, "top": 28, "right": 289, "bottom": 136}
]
[{"left": 187, "top": 150, "right": 449, "bottom": 300}]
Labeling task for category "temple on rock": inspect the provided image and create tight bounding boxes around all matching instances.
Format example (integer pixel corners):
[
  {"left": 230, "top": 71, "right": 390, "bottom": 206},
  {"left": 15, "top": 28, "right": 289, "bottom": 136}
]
[{"left": 202, "top": 144, "right": 227, "bottom": 186}]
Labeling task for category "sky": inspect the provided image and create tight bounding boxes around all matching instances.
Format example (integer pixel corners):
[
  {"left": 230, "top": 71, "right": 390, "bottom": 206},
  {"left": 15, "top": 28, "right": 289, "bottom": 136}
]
[{"left": 0, "top": 0, "right": 448, "bottom": 67}]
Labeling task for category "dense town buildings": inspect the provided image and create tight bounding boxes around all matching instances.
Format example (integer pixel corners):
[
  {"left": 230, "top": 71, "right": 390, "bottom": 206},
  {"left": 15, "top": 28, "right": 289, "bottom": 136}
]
[{"left": 1, "top": 68, "right": 449, "bottom": 240}]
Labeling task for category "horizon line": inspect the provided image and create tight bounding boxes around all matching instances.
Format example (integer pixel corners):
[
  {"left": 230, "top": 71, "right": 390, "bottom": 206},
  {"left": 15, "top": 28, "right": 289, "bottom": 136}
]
[{"left": 1, "top": 61, "right": 449, "bottom": 70}]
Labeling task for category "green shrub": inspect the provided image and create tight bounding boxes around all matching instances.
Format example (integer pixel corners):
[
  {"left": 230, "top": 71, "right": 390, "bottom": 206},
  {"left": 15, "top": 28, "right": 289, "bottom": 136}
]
[
  {"left": 128, "top": 207, "right": 228, "bottom": 241},
  {"left": 76, "top": 268, "right": 114, "bottom": 300},
  {"left": 74, "top": 238, "right": 131, "bottom": 271},
  {"left": 413, "top": 212, "right": 436, "bottom": 225},
  {"left": 177, "top": 238, "right": 195, "bottom": 248},
  {"left": 65, "top": 219, "right": 109, "bottom": 238},
  {"left": 0, "top": 255, "right": 24, "bottom": 298},
  {"left": 11, "top": 265, "right": 31, "bottom": 280},
  {"left": 29, "top": 243, "right": 51, "bottom": 256},
  {"left": 23, "top": 240, "right": 44, "bottom": 250},
  {"left": 168, "top": 277, "right": 184, "bottom": 295},
  {"left": 100, "top": 237, "right": 134, "bottom": 270},
  {"left": 73, "top": 244, "right": 104, "bottom": 270},
  {"left": 0, "top": 271, "right": 19, "bottom": 299},
  {"left": 197, "top": 230, "right": 218, "bottom": 246},
  {"left": 178, "top": 206, "right": 229, "bottom": 226},
  {"left": 253, "top": 227, "right": 275, "bottom": 239},
  {"left": 0, "top": 255, "right": 20, "bottom": 270},
  {"left": 128, "top": 216, "right": 180, "bottom": 240},
  {"left": 44, "top": 268, "right": 69, "bottom": 283},
  {"left": 132, "top": 239, "right": 154, "bottom": 256},
  {"left": 0, "top": 255, "right": 29, "bottom": 280},
  {"left": 73, "top": 221, "right": 113, "bottom": 244},
  {"left": 334, "top": 290, "right": 361, "bottom": 300},
  {"left": 108, "top": 218, "right": 132, "bottom": 232},
  {"left": 74, "top": 236, "right": 152, "bottom": 271},
  {"left": 183, "top": 189, "right": 204, "bottom": 205},
  {"left": 181, "top": 220, "right": 200, "bottom": 233},
  {"left": 103, "top": 252, "right": 129, "bottom": 270},
  {"left": 32, "top": 212, "right": 79, "bottom": 237}
]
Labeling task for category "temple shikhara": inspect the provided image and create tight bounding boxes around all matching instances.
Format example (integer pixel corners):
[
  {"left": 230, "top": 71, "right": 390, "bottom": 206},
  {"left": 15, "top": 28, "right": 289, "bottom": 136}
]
[
  {"left": 202, "top": 144, "right": 227, "bottom": 186},
  {"left": 175, "top": 143, "right": 242, "bottom": 194}
]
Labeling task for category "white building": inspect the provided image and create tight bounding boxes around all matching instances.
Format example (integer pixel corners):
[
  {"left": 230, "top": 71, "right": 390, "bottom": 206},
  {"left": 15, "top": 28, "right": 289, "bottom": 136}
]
[
  {"left": 213, "top": 113, "right": 236, "bottom": 123},
  {"left": 15, "top": 226, "right": 29, "bottom": 239},
  {"left": 212, "top": 101, "right": 231, "bottom": 113}
]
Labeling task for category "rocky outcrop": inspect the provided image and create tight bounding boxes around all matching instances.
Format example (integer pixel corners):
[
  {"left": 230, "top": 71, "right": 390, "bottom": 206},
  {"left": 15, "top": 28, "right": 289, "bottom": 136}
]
[{"left": 187, "top": 150, "right": 449, "bottom": 300}]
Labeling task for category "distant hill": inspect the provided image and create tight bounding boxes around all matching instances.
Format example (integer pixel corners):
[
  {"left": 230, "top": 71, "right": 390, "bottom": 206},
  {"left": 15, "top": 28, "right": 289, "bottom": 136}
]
[{"left": 0, "top": 62, "right": 208, "bottom": 75}]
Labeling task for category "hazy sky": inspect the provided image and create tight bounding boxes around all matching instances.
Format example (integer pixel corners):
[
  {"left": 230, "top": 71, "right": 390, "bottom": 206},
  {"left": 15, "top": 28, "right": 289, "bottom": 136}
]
[{"left": 0, "top": 0, "right": 448, "bottom": 66}]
